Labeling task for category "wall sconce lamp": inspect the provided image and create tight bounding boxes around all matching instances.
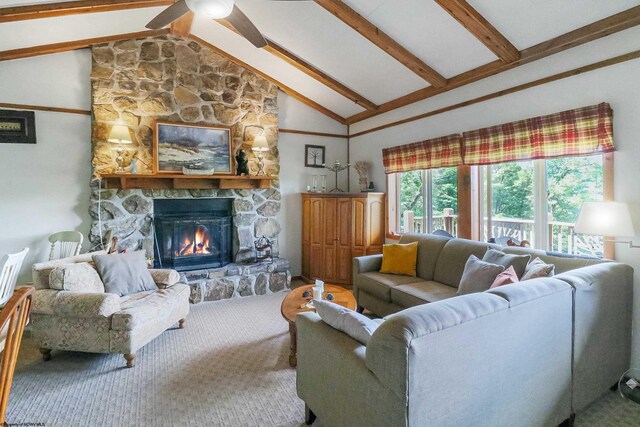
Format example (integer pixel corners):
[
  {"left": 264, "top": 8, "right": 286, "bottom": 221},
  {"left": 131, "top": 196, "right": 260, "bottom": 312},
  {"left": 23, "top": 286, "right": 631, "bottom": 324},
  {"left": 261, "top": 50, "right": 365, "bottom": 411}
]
[
  {"left": 574, "top": 201, "right": 640, "bottom": 248},
  {"left": 251, "top": 135, "right": 269, "bottom": 176},
  {"left": 108, "top": 123, "right": 133, "bottom": 173}
]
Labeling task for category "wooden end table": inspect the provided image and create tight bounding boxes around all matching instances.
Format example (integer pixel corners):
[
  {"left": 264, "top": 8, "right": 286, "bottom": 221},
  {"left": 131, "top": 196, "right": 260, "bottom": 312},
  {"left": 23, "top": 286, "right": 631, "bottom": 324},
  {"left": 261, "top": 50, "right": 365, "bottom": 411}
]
[{"left": 280, "top": 284, "right": 356, "bottom": 368}]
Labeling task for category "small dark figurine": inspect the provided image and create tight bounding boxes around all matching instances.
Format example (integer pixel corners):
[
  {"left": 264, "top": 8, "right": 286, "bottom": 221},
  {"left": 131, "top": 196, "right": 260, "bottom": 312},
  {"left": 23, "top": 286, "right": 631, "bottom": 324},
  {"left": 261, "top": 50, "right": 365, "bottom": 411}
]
[
  {"left": 326, "top": 293, "right": 334, "bottom": 301},
  {"left": 302, "top": 290, "right": 311, "bottom": 298},
  {"left": 235, "top": 150, "right": 249, "bottom": 175}
]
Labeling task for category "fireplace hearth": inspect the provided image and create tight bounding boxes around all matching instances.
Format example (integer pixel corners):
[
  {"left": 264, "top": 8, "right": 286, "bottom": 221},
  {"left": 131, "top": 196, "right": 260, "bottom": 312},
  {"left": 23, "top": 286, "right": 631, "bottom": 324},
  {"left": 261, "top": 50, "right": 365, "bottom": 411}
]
[{"left": 153, "top": 199, "right": 232, "bottom": 271}]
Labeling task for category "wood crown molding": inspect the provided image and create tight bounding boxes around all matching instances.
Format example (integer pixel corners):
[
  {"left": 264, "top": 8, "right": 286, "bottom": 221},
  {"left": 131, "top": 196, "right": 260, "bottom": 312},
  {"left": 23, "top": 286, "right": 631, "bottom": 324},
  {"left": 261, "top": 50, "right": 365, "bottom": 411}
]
[
  {"left": 0, "top": 0, "right": 172, "bottom": 23},
  {"left": 188, "top": 35, "right": 347, "bottom": 124},
  {"left": 349, "top": 49, "right": 640, "bottom": 138},
  {"left": 0, "top": 29, "right": 170, "bottom": 61},
  {"left": 434, "top": 0, "right": 520, "bottom": 62},
  {"left": 216, "top": 19, "right": 376, "bottom": 111},
  {"left": 279, "top": 129, "right": 348, "bottom": 139},
  {"left": 314, "top": 0, "right": 447, "bottom": 88},
  {"left": 346, "top": 5, "right": 640, "bottom": 124},
  {"left": 0, "top": 102, "right": 91, "bottom": 115}
]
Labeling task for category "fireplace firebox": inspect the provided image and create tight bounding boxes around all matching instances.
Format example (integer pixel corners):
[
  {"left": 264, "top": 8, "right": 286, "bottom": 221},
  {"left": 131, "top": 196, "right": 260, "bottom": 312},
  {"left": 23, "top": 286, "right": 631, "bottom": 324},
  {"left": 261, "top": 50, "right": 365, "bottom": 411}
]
[{"left": 153, "top": 199, "right": 233, "bottom": 271}]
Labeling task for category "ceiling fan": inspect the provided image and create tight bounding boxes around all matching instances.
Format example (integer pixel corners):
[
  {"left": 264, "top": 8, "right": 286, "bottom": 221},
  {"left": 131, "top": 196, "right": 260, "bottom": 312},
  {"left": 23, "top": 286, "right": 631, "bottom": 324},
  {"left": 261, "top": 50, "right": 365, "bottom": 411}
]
[{"left": 146, "top": 0, "right": 311, "bottom": 48}]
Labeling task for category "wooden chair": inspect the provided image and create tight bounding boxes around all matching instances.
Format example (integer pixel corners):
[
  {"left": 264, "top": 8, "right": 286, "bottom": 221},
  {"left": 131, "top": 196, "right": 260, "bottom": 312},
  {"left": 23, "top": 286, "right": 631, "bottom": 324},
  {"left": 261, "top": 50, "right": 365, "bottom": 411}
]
[
  {"left": 0, "top": 248, "right": 29, "bottom": 308},
  {"left": 0, "top": 286, "right": 34, "bottom": 424},
  {"left": 48, "top": 231, "right": 83, "bottom": 260}
]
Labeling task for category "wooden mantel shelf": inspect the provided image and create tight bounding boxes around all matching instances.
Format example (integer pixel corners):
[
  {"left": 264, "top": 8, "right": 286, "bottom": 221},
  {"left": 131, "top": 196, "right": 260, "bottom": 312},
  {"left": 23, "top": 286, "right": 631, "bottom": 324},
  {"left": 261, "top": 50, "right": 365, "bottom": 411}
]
[{"left": 99, "top": 174, "right": 275, "bottom": 190}]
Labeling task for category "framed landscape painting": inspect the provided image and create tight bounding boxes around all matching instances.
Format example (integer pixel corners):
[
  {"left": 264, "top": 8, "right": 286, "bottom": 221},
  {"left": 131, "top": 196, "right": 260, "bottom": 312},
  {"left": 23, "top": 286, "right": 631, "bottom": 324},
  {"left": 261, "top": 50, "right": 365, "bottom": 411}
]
[{"left": 154, "top": 121, "right": 233, "bottom": 174}]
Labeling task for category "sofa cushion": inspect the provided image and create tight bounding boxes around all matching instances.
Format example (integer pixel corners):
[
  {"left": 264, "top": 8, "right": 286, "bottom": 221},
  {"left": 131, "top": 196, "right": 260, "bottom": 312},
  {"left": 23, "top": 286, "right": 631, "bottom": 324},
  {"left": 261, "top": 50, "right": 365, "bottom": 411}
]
[
  {"left": 522, "top": 257, "right": 555, "bottom": 281},
  {"left": 32, "top": 289, "right": 120, "bottom": 318},
  {"left": 457, "top": 255, "right": 505, "bottom": 295},
  {"left": 500, "top": 246, "right": 604, "bottom": 274},
  {"left": 482, "top": 249, "right": 531, "bottom": 278},
  {"left": 111, "top": 284, "right": 190, "bottom": 331},
  {"left": 380, "top": 242, "right": 419, "bottom": 276},
  {"left": 313, "top": 299, "right": 381, "bottom": 345},
  {"left": 490, "top": 266, "right": 519, "bottom": 289},
  {"left": 148, "top": 269, "right": 181, "bottom": 288},
  {"left": 390, "top": 281, "right": 458, "bottom": 308},
  {"left": 32, "top": 250, "right": 108, "bottom": 290},
  {"left": 93, "top": 251, "right": 158, "bottom": 297},
  {"left": 433, "top": 239, "right": 491, "bottom": 287},
  {"left": 399, "top": 233, "right": 450, "bottom": 280},
  {"left": 358, "top": 272, "right": 424, "bottom": 302},
  {"left": 49, "top": 263, "right": 105, "bottom": 293}
]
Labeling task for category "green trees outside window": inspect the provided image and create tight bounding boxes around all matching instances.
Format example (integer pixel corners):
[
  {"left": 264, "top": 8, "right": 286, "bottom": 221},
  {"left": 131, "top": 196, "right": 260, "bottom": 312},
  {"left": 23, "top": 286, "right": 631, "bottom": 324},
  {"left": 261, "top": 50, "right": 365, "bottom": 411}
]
[{"left": 396, "top": 155, "right": 604, "bottom": 255}]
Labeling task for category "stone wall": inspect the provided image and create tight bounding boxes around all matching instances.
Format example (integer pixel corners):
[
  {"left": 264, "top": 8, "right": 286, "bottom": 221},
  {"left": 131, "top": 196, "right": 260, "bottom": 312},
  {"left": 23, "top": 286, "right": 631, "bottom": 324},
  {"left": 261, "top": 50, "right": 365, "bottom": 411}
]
[{"left": 89, "top": 35, "right": 282, "bottom": 261}]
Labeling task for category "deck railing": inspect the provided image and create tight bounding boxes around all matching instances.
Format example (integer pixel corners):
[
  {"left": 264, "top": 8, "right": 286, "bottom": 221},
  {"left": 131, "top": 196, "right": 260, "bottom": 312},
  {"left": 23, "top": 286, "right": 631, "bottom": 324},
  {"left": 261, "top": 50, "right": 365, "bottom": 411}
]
[{"left": 401, "top": 211, "right": 603, "bottom": 257}]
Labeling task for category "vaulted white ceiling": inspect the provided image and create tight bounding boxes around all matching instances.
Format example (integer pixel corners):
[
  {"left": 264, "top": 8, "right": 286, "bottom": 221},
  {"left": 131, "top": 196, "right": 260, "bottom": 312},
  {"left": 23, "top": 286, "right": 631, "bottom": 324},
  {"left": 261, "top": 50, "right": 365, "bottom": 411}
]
[{"left": 1, "top": 0, "right": 639, "bottom": 123}]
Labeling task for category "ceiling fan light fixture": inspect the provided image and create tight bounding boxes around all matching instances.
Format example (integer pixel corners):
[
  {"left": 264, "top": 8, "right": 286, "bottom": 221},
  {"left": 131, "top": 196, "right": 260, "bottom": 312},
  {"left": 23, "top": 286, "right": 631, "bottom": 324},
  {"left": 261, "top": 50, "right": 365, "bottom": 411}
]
[{"left": 186, "top": 0, "right": 234, "bottom": 19}]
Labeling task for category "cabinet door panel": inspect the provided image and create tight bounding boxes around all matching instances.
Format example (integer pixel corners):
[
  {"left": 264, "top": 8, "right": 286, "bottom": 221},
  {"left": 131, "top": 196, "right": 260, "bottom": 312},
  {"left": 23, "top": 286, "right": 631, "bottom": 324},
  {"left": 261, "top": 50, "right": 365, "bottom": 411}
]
[
  {"left": 352, "top": 198, "right": 366, "bottom": 249},
  {"left": 322, "top": 198, "right": 337, "bottom": 281},
  {"left": 310, "top": 199, "right": 323, "bottom": 245},
  {"left": 368, "top": 198, "right": 385, "bottom": 254},
  {"left": 302, "top": 198, "right": 310, "bottom": 244},
  {"left": 337, "top": 198, "right": 352, "bottom": 283},
  {"left": 310, "top": 245, "right": 324, "bottom": 279}
]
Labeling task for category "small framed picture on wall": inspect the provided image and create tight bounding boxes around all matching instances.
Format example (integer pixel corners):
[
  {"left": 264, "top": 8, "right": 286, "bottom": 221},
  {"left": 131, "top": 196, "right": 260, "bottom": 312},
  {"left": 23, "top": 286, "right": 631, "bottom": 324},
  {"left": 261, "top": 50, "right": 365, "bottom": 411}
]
[{"left": 305, "top": 144, "right": 325, "bottom": 168}]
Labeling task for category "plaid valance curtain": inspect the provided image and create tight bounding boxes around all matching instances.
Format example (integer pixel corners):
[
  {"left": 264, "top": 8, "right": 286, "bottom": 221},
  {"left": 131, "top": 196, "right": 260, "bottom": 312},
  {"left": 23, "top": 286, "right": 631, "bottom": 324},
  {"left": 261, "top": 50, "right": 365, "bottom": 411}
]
[
  {"left": 462, "top": 102, "right": 614, "bottom": 166},
  {"left": 382, "top": 134, "right": 463, "bottom": 174}
]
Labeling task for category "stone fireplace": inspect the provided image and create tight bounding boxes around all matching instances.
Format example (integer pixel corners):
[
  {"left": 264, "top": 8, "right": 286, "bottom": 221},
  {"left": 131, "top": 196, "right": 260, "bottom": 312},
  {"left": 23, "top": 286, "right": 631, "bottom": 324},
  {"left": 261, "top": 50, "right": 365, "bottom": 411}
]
[{"left": 88, "top": 34, "right": 290, "bottom": 302}]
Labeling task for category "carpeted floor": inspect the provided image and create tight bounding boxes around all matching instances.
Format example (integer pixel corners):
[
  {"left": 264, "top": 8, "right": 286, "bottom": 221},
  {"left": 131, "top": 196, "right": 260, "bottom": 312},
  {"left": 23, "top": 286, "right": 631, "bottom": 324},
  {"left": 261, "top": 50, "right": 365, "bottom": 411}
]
[
  {"left": 9, "top": 293, "right": 305, "bottom": 427},
  {"left": 7, "top": 292, "right": 640, "bottom": 426}
]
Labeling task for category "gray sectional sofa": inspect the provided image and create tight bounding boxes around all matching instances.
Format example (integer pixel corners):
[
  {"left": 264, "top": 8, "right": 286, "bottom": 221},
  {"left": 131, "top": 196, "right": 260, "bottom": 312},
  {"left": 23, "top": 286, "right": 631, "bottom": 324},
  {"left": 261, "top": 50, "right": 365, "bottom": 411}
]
[{"left": 296, "top": 233, "right": 633, "bottom": 427}]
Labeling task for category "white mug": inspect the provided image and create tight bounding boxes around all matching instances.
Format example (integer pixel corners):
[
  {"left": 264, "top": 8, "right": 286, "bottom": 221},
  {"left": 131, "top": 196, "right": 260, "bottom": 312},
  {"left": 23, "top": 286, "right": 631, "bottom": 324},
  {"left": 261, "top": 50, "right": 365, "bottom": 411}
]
[{"left": 312, "top": 287, "right": 322, "bottom": 300}]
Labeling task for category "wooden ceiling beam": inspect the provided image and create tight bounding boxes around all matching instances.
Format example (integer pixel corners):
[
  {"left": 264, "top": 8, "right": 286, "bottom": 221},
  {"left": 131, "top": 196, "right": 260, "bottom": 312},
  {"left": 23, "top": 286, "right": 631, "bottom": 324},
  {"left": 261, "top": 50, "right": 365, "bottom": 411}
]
[
  {"left": 170, "top": 11, "right": 194, "bottom": 37},
  {"left": 0, "top": 0, "right": 172, "bottom": 23},
  {"left": 434, "top": 0, "right": 520, "bottom": 62},
  {"left": 217, "top": 20, "right": 376, "bottom": 111},
  {"left": 0, "top": 29, "right": 169, "bottom": 61},
  {"left": 189, "top": 35, "right": 347, "bottom": 124},
  {"left": 350, "top": 49, "right": 640, "bottom": 138},
  {"left": 314, "top": 0, "right": 447, "bottom": 88},
  {"left": 346, "top": 5, "right": 640, "bottom": 124}
]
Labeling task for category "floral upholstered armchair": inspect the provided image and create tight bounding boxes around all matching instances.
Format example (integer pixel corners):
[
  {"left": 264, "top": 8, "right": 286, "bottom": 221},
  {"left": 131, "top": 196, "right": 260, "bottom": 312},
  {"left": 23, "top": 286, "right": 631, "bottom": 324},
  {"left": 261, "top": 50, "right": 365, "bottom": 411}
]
[{"left": 30, "top": 251, "right": 190, "bottom": 368}]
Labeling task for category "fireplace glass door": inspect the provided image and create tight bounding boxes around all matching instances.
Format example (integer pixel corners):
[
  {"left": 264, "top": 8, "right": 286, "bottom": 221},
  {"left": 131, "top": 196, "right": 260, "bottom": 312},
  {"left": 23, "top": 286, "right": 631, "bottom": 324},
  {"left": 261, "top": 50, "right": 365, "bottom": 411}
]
[{"left": 156, "top": 216, "right": 231, "bottom": 270}]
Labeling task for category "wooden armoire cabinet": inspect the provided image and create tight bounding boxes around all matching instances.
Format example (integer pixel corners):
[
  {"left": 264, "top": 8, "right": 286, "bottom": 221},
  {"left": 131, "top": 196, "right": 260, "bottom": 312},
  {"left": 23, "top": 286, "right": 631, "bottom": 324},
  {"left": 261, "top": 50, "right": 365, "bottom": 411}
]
[{"left": 301, "top": 193, "right": 385, "bottom": 285}]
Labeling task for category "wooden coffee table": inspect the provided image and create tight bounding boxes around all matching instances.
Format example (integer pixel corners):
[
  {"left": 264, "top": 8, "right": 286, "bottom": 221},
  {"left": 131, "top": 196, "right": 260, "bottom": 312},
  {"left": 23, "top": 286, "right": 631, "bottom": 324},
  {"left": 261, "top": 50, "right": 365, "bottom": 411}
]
[{"left": 280, "top": 284, "right": 356, "bottom": 367}]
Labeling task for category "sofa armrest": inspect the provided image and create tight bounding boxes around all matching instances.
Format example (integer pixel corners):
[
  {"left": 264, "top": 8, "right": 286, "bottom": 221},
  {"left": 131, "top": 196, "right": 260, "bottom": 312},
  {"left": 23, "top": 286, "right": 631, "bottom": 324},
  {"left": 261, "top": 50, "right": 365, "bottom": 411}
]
[
  {"left": 296, "top": 312, "right": 406, "bottom": 426},
  {"left": 353, "top": 254, "right": 383, "bottom": 275},
  {"left": 148, "top": 269, "right": 181, "bottom": 288},
  {"left": 33, "top": 289, "right": 121, "bottom": 318}
]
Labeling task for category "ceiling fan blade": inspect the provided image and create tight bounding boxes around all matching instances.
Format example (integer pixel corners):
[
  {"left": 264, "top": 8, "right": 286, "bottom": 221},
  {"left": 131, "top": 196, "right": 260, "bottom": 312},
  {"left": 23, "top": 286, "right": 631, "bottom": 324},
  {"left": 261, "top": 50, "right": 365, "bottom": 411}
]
[
  {"left": 225, "top": 5, "right": 268, "bottom": 48},
  {"left": 146, "top": 0, "right": 191, "bottom": 30}
]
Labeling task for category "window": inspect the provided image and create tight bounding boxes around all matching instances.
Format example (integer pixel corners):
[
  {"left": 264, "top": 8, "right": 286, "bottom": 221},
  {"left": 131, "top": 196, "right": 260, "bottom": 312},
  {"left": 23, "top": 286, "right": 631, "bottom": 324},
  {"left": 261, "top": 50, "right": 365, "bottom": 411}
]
[
  {"left": 479, "top": 155, "right": 605, "bottom": 256},
  {"left": 395, "top": 167, "right": 458, "bottom": 236}
]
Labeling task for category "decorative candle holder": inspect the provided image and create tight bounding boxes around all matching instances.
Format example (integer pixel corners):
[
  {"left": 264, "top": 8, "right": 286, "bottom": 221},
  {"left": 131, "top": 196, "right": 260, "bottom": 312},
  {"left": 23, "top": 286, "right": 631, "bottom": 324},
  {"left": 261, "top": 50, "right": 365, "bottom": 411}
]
[{"left": 324, "top": 160, "right": 351, "bottom": 193}]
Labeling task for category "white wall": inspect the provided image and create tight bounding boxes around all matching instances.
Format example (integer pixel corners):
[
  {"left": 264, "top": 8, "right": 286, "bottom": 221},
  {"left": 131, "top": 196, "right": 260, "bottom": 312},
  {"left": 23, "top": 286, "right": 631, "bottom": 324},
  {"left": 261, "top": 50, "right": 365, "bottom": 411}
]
[
  {"left": 348, "top": 27, "right": 640, "bottom": 367},
  {"left": 277, "top": 92, "right": 349, "bottom": 276},
  {"left": 0, "top": 51, "right": 93, "bottom": 283},
  {"left": 0, "top": 49, "right": 348, "bottom": 283}
]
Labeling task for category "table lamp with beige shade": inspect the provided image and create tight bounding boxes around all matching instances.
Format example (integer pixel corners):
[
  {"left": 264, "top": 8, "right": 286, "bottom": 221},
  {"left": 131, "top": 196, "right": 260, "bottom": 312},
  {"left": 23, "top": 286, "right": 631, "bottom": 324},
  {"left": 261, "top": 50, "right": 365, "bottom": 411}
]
[
  {"left": 252, "top": 135, "right": 269, "bottom": 176},
  {"left": 108, "top": 123, "right": 133, "bottom": 173},
  {"left": 574, "top": 201, "right": 639, "bottom": 248}
]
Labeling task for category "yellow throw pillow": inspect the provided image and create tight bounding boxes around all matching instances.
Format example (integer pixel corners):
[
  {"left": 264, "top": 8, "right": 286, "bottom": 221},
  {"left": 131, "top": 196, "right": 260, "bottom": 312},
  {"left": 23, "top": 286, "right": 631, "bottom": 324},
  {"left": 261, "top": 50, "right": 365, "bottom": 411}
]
[{"left": 379, "top": 241, "right": 419, "bottom": 276}]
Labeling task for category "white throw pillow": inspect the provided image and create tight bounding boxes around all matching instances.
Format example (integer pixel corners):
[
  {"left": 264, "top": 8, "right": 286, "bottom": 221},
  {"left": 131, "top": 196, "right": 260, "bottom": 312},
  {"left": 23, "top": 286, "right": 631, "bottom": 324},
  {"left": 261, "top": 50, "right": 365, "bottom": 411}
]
[
  {"left": 49, "top": 262, "right": 105, "bottom": 293},
  {"left": 313, "top": 299, "right": 381, "bottom": 345}
]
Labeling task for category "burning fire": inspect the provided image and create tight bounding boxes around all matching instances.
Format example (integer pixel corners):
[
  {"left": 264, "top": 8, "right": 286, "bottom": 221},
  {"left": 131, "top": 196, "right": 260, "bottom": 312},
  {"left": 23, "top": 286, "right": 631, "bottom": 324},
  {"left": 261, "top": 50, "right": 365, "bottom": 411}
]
[{"left": 177, "top": 226, "right": 212, "bottom": 256}]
